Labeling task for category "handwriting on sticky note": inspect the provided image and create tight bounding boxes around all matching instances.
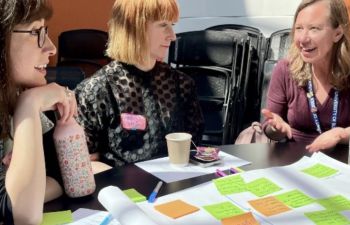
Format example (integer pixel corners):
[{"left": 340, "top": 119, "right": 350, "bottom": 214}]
[
  {"left": 123, "top": 188, "right": 146, "bottom": 203},
  {"left": 213, "top": 175, "right": 246, "bottom": 195},
  {"left": 317, "top": 195, "right": 350, "bottom": 211},
  {"left": 203, "top": 201, "right": 244, "bottom": 220},
  {"left": 275, "top": 189, "right": 315, "bottom": 208},
  {"left": 305, "top": 210, "right": 349, "bottom": 225},
  {"left": 248, "top": 196, "right": 291, "bottom": 217},
  {"left": 154, "top": 199, "right": 199, "bottom": 219},
  {"left": 221, "top": 212, "right": 260, "bottom": 225},
  {"left": 302, "top": 163, "right": 338, "bottom": 178},
  {"left": 246, "top": 178, "right": 281, "bottom": 197},
  {"left": 40, "top": 210, "right": 73, "bottom": 225}
]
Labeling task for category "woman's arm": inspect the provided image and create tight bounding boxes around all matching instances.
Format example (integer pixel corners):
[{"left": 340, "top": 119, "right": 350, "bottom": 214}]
[
  {"left": 6, "top": 84, "right": 75, "bottom": 224},
  {"left": 6, "top": 93, "right": 46, "bottom": 224},
  {"left": 262, "top": 60, "right": 292, "bottom": 141},
  {"left": 306, "top": 126, "right": 350, "bottom": 152}
]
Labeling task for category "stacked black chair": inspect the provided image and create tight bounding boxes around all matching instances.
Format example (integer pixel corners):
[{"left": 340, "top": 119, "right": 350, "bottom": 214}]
[
  {"left": 168, "top": 30, "right": 242, "bottom": 145},
  {"left": 57, "top": 29, "right": 110, "bottom": 77},
  {"left": 46, "top": 67, "right": 85, "bottom": 90},
  {"left": 206, "top": 25, "right": 265, "bottom": 142},
  {"left": 261, "top": 29, "right": 291, "bottom": 116}
]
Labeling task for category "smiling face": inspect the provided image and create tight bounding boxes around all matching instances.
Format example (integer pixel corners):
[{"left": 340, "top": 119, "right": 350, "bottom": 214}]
[
  {"left": 293, "top": 0, "right": 343, "bottom": 67},
  {"left": 147, "top": 20, "right": 176, "bottom": 63},
  {"left": 9, "top": 19, "right": 56, "bottom": 88}
]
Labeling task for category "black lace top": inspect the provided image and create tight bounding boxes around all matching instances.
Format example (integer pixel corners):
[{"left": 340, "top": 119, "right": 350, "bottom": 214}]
[{"left": 75, "top": 61, "right": 204, "bottom": 167}]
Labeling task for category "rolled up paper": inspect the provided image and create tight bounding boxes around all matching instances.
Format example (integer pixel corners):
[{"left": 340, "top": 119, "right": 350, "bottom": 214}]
[{"left": 98, "top": 186, "right": 158, "bottom": 225}]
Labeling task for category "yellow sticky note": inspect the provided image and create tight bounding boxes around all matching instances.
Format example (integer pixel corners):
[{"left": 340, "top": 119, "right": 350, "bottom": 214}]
[
  {"left": 248, "top": 196, "right": 291, "bottom": 217},
  {"left": 123, "top": 188, "right": 147, "bottom": 202},
  {"left": 40, "top": 210, "right": 73, "bottom": 225},
  {"left": 221, "top": 212, "right": 260, "bottom": 225},
  {"left": 154, "top": 199, "right": 200, "bottom": 219}
]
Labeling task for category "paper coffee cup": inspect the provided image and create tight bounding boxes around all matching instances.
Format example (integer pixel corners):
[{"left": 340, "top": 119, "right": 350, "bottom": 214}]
[{"left": 165, "top": 132, "right": 192, "bottom": 166}]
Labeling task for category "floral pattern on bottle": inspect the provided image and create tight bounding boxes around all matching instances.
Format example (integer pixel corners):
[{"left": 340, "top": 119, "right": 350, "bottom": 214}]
[{"left": 54, "top": 120, "right": 96, "bottom": 198}]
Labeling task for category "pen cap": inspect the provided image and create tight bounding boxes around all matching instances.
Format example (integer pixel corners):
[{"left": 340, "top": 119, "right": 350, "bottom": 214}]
[{"left": 53, "top": 118, "right": 96, "bottom": 197}]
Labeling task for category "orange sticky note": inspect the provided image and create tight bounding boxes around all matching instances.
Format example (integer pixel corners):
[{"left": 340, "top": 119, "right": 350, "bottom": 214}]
[
  {"left": 221, "top": 212, "right": 260, "bottom": 225},
  {"left": 248, "top": 196, "right": 291, "bottom": 217},
  {"left": 154, "top": 199, "right": 200, "bottom": 219}
]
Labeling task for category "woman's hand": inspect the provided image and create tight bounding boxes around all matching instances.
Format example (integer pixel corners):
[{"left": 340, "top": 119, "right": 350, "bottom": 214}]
[
  {"left": 16, "top": 83, "right": 77, "bottom": 122},
  {"left": 306, "top": 127, "right": 348, "bottom": 152},
  {"left": 261, "top": 108, "right": 292, "bottom": 139}
]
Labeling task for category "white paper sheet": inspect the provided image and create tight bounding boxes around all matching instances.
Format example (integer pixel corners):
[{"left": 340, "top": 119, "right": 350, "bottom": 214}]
[
  {"left": 135, "top": 151, "right": 251, "bottom": 183},
  {"left": 68, "top": 210, "right": 120, "bottom": 225},
  {"left": 137, "top": 152, "right": 350, "bottom": 225},
  {"left": 71, "top": 208, "right": 100, "bottom": 221},
  {"left": 98, "top": 186, "right": 159, "bottom": 225}
]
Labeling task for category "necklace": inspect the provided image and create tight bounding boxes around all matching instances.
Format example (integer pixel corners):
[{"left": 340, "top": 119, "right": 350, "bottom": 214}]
[{"left": 306, "top": 80, "right": 339, "bottom": 134}]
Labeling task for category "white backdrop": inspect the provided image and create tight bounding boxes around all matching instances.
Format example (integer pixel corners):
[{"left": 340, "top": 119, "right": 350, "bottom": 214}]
[{"left": 175, "top": 0, "right": 300, "bottom": 37}]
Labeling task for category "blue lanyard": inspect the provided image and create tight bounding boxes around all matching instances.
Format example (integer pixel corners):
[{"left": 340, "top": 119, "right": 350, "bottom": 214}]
[{"left": 306, "top": 80, "right": 339, "bottom": 134}]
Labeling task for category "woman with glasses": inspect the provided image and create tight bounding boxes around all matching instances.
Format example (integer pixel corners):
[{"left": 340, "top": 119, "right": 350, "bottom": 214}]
[
  {"left": 75, "top": 0, "right": 204, "bottom": 169},
  {"left": 0, "top": 0, "right": 77, "bottom": 223},
  {"left": 262, "top": 0, "right": 350, "bottom": 152}
]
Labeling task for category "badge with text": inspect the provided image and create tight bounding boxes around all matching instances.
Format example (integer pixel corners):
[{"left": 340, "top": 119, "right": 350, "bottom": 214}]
[{"left": 120, "top": 113, "right": 147, "bottom": 131}]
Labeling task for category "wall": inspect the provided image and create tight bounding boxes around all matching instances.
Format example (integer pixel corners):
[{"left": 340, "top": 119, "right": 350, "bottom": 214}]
[
  {"left": 47, "top": 0, "right": 114, "bottom": 65},
  {"left": 345, "top": 0, "right": 350, "bottom": 20},
  {"left": 47, "top": 0, "right": 349, "bottom": 64},
  {"left": 175, "top": 0, "right": 298, "bottom": 37}
]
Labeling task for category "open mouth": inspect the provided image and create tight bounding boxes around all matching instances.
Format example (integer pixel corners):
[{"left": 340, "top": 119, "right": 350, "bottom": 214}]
[
  {"left": 301, "top": 47, "right": 316, "bottom": 53},
  {"left": 34, "top": 64, "right": 47, "bottom": 73}
]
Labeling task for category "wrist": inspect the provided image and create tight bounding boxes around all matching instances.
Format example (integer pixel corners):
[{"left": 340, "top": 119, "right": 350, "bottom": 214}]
[
  {"left": 265, "top": 125, "right": 286, "bottom": 141},
  {"left": 14, "top": 91, "right": 41, "bottom": 121}
]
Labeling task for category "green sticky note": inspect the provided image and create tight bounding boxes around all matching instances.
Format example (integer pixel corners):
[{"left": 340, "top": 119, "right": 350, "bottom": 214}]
[
  {"left": 305, "top": 210, "right": 350, "bottom": 225},
  {"left": 302, "top": 163, "right": 338, "bottom": 178},
  {"left": 317, "top": 195, "right": 350, "bottom": 211},
  {"left": 203, "top": 201, "right": 244, "bottom": 220},
  {"left": 276, "top": 190, "right": 315, "bottom": 208},
  {"left": 40, "top": 210, "right": 73, "bottom": 225},
  {"left": 213, "top": 175, "right": 246, "bottom": 195},
  {"left": 246, "top": 178, "right": 281, "bottom": 197},
  {"left": 123, "top": 188, "right": 147, "bottom": 202}
]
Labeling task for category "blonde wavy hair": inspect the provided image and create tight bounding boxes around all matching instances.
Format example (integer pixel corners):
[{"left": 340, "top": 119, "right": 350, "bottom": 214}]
[
  {"left": 288, "top": 0, "right": 350, "bottom": 90},
  {"left": 106, "top": 0, "right": 179, "bottom": 65}
]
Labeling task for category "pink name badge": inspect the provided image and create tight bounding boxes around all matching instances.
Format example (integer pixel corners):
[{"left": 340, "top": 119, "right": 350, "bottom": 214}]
[{"left": 120, "top": 113, "right": 147, "bottom": 131}]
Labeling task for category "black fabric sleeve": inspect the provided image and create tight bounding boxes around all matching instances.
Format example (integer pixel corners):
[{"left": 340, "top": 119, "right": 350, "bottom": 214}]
[{"left": 0, "top": 164, "right": 14, "bottom": 224}]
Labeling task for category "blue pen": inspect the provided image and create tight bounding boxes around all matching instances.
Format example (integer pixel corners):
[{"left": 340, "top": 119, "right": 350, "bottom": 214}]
[
  {"left": 215, "top": 169, "right": 227, "bottom": 177},
  {"left": 99, "top": 213, "right": 113, "bottom": 225},
  {"left": 148, "top": 181, "right": 163, "bottom": 203}
]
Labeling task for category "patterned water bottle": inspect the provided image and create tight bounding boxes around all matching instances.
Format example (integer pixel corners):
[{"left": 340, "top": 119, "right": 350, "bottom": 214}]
[{"left": 53, "top": 118, "right": 96, "bottom": 197}]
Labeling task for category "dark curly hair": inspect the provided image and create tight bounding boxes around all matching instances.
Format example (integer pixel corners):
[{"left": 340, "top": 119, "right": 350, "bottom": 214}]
[{"left": 0, "top": 0, "right": 52, "bottom": 138}]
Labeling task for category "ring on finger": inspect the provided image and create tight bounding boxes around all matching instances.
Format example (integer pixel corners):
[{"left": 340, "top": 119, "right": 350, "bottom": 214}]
[
  {"left": 65, "top": 86, "right": 72, "bottom": 98},
  {"left": 270, "top": 125, "right": 277, "bottom": 132}
]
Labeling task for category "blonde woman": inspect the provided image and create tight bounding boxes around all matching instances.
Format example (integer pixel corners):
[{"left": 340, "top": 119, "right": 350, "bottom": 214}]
[
  {"left": 262, "top": 0, "right": 350, "bottom": 152},
  {"left": 75, "top": 0, "right": 204, "bottom": 168}
]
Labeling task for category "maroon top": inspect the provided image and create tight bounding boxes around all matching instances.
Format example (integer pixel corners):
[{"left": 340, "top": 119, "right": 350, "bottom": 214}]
[{"left": 263, "top": 60, "right": 350, "bottom": 143}]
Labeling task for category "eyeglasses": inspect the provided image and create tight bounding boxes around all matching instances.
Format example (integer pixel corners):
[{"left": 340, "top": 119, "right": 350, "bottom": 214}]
[{"left": 13, "top": 26, "right": 48, "bottom": 48}]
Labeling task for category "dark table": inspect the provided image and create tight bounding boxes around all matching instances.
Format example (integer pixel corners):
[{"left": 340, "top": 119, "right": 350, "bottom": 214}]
[{"left": 44, "top": 142, "right": 349, "bottom": 212}]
